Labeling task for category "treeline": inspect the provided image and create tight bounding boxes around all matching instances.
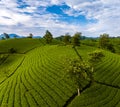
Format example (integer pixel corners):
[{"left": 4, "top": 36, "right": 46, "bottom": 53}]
[
  {"left": 43, "top": 31, "right": 116, "bottom": 53},
  {"left": 1, "top": 30, "right": 120, "bottom": 54}
]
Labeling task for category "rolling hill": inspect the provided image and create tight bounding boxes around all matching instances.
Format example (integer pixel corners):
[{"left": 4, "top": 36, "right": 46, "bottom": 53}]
[{"left": 0, "top": 38, "right": 120, "bottom": 107}]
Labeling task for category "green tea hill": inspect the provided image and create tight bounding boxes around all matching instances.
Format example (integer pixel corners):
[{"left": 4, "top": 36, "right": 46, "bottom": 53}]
[{"left": 0, "top": 38, "right": 120, "bottom": 107}]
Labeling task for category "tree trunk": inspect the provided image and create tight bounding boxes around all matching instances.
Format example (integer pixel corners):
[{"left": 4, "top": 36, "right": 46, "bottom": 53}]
[
  {"left": 92, "top": 67, "right": 94, "bottom": 72},
  {"left": 77, "top": 88, "right": 80, "bottom": 96}
]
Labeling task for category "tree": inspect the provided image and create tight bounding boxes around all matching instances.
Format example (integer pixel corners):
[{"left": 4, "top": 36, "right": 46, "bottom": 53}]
[
  {"left": 63, "top": 33, "right": 71, "bottom": 45},
  {"left": 88, "top": 50, "right": 105, "bottom": 63},
  {"left": 4, "top": 33, "right": 10, "bottom": 39},
  {"left": 107, "top": 43, "right": 115, "bottom": 53},
  {"left": 65, "top": 58, "right": 92, "bottom": 96},
  {"left": 72, "top": 32, "right": 81, "bottom": 47},
  {"left": 27, "top": 33, "right": 33, "bottom": 38},
  {"left": 99, "top": 33, "right": 115, "bottom": 53},
  {"left": 43, "top": 30, "right": 53, "bottom": 44},
  {"left": 64, "top": 49, "right": 105, "bottom": 96},
  {"left": 99, "top": 33, "right": 109, "bottom": 49},
  {"left": 9, "top": 48, "right": 17, "bottom": 53}
]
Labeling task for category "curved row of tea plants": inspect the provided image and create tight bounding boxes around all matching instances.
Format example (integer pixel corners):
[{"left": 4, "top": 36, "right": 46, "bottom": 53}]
[
  {"left": 69, "top": 83, "right": 120, "bottom": 107},
  {"left": 0, "top": 55, "right": 25, "bottom": 83},
  {"left": 94, "top": 51, "right": 120, "bottom": 87},
  {"left": 1, "top": 43, "right": 120, "bottom": 107},
  {"left": 1, "top": 45, "right": 94, "bottom": 107},
  {"left": 69, "top": 50, "right": 120, "bottom": 107}
]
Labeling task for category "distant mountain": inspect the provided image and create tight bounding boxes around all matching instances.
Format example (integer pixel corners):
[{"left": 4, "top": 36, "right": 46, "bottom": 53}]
[
  {"left": 33, "top": 36, "right": 41, "bottom": 38},
  {"left": 0, "top": 33, "right": 21, "bottom": 39},
  {"left": 0, "top": 33, "right": 41, "bottom": 39},
  {"left": 9, "top": 34, "right": 21, "bottom": 38}
]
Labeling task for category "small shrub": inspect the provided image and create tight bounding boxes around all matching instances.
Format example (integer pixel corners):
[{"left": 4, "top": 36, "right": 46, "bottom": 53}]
[
  {"left": 9, "top": 48, "right": 17, "bottom": 53},
  {"left": 89, "top": 50, "right": 105, "bottom": 63}
]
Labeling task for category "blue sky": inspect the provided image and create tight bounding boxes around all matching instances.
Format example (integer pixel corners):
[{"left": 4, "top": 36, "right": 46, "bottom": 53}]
[{"left": 0, "top": 0, "right": 120, "bottom": 37}]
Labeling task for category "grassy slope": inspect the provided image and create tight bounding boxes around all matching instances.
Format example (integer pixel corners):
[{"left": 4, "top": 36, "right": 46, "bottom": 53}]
[
  {"left": 0, "top": 38, "right": 43, "bottom": 84},
  {"left": 0, "top": 38, "right": 43, "bottom": 53},
  {"left": 1, "top": 39, "right": 120, "bottom": 107},
  {"left": 0, "top": 38, "right": 96, "bottom": 107},
  {"left": 69, "top": 50, "right": 120, "bottom": 107}
]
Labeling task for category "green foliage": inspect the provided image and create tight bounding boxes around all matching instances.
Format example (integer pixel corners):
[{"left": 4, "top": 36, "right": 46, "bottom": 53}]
[
  {"left": 99, "top": 33, "right": 109, "bottom": 49},
  {"left": 43, "top": 30, "right": 53, "bottom": 44},
  {"left": 72, "top": 32, "right": 81, "bottom": 47},
  {"left": 63, "top": 33, "right": 71, "bottom": 45},
  {"left": 99, "top": 33, "right": 115, "bottom": 53},
  {"left": 65, "top": 58, "right": 92, "bottom": 90},
  {"left": 88, "top": 50, "right": 105, "bottom": 63},
  {"left": 107, "top": 43, "right": 115, "bottom": 53}
]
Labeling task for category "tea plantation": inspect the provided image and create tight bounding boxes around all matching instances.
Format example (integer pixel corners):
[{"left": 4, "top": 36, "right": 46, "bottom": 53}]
[{"left": 0, "top": 38, "right": 120, "bottom": 107}]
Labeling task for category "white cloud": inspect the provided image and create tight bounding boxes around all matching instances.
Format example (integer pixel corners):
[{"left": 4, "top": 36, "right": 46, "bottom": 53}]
[
  {"left": 62, "top": 0, "right": 120, "bottom": 36},
  {"left": 0, "top": 8, "right": 31, "bottom": 26},
  {"left": 0, "top": 0, "right": 120, "bottom": 37}
]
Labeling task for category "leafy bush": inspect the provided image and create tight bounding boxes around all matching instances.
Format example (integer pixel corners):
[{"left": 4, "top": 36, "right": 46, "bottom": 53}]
[
  {"left": 107, "top": 43, "right": 115, "bottom": 53},
  {"left": 9, "top": 48, "right": 17, "bottom": 53},
  {"left": 88, "top": 50, "right": 104, "bottom": 63}
]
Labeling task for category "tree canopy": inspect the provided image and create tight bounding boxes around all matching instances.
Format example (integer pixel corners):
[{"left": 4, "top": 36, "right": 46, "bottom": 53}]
[
  {"left": 44, "top": 30, "right": 53, "bottom": 44},
  {"left": 64, "top": 58, "right": 92, "bottom": 96},
  {"left": 72, "top": 32, "right": 81, "bottom": 47},
  {"left": 27, "top": 33, "right": 33, "bottom": 38},
  {"left": 63, "top": 33, "right": 71, "bottom": 45},
  {"left": 99, "top": 33, "right": 115, "bottom": 53}
]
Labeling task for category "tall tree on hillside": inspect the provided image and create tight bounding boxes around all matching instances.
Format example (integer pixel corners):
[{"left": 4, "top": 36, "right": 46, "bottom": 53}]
[
  {"left": 65, "top": 58, "right": 92, "bottom": 96},
  {"left": 72, "top": 32, "right": 81, "bottom": 47},
  {"left": 44, "top": 30, "right": 53, "bottom": 44},
  {"left": 64, "top": 49, "right": 105, "bottom": 96},
  {"left": 4, "top": 33, "right": 10, "bottom": 39},
  {"left": 63, "top": 33, "right": 71, "bottom": 45},
  {"left": 99, "top": 33, "right": 109, "bottom": 49},
  {"left": 99, "top": 33, "right": 115, "bottom": 52}
]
